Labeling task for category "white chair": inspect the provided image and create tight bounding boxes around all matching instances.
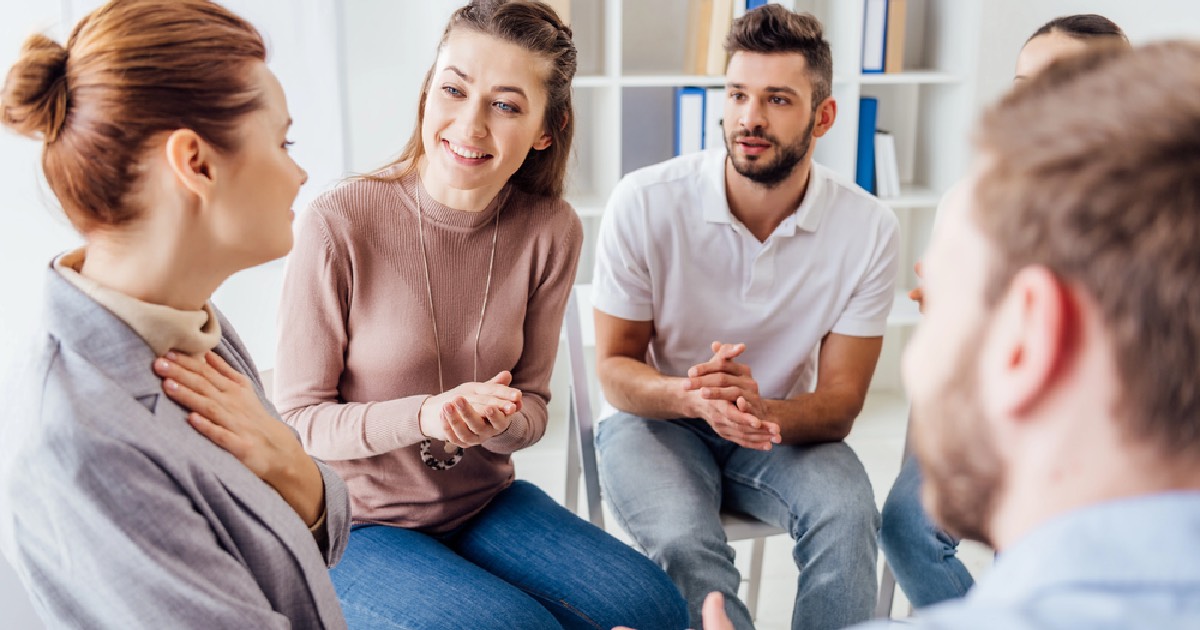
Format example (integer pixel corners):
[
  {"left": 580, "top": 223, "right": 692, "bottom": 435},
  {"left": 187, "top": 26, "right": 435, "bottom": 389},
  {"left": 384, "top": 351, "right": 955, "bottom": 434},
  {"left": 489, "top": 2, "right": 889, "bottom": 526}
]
[{"left": 561, "top": 285, "right": 786, "bottom": 621}]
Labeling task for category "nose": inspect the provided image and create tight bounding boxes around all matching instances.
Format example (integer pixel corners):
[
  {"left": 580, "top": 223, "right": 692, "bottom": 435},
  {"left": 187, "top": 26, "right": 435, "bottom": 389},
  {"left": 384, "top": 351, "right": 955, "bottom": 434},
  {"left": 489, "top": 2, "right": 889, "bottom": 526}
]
[
  {"left": 297, "top": 163, "right": 308, "bottom": 186},
  {"left": 738, "top": 98, "right": 767, "bottom": 133},
  {"left": 463, "top": 100, "right": 488, "bottom": 139}
]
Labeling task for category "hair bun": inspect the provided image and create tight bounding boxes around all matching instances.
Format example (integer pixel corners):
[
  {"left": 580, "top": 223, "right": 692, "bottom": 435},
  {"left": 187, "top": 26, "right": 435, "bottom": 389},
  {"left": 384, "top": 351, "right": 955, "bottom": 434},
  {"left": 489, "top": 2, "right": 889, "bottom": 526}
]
[{"left": 1, "top": 33, "right": 70, "bottom": 142}]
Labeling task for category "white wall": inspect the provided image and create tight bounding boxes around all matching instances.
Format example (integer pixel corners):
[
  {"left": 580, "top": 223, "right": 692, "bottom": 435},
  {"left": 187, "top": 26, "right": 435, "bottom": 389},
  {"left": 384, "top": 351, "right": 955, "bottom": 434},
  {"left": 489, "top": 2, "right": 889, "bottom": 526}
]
[
  {"left": 975, "top": 0, "right": 1200, "bottom": 113},
  {"left": 342, "top": 0, "right": 460, "bottom": 173},
  {"left": 0, "top": 4, "right": 65, "bottom": 628}
]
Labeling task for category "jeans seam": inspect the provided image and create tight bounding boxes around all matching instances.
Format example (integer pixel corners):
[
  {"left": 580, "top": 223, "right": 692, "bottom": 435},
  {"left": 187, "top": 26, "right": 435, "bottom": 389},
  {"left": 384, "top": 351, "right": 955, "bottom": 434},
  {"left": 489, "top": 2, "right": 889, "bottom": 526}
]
[{"left": 722, "top": 469, "right": 798, "bottom": 537}]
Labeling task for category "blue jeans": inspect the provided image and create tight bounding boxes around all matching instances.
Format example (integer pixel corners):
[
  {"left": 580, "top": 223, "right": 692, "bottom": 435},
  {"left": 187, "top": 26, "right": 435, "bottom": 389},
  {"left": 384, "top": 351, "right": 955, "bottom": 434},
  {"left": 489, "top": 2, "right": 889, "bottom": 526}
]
[
  {"left": 330, "top": 480, "right": 687, "bottom": 629},
  {"left": 879, "top": 454, "right": 974, "bottom": 607},
  {"left": 596, "top": 413, "right": 880, "bottom": 630}
]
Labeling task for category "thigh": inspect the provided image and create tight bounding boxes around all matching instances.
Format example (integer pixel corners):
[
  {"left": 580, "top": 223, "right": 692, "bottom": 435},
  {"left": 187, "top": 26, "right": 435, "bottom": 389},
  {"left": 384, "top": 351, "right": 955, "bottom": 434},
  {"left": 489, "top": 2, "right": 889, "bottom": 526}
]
[
  {"left": 449, "top": 481, "right": 688, "bottom": 630},
  {"left": 883, "top": 454, "right": 926, "bottom": 528},
  {"left": 595, "top": 414, "right": 726, "bottom": 547},
  {"left": 331, "top": 524, "right": 560, "bottom": 630},
  {"left": 721, "top": 441, "right": 878, "bottom": 535}
]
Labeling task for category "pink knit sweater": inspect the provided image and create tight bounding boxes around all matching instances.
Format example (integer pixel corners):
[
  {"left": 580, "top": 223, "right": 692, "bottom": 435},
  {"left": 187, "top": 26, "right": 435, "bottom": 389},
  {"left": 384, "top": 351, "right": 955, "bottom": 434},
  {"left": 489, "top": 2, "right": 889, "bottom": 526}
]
[{"left": 274, "top": 169, "right": 582, "bottom": 532}]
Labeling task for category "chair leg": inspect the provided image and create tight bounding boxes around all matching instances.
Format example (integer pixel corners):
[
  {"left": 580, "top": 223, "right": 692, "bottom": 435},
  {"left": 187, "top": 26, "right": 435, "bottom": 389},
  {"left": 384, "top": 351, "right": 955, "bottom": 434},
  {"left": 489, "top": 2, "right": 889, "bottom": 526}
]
[
  {"left": 874, "top": 559, "right": 897, "bottom": 618},
  {"left": 746, "top": 537, "right": 766, "bottom": 621},
  {"left": 564, "top": 395, "right": 581, "bottom": 515}
]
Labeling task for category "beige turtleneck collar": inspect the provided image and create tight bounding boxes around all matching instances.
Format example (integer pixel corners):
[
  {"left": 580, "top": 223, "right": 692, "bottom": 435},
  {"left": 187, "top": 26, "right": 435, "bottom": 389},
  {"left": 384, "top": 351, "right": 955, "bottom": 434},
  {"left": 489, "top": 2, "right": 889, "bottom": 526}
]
[{"left": 54, "top": 249, "right": 222, "bottom": 356}]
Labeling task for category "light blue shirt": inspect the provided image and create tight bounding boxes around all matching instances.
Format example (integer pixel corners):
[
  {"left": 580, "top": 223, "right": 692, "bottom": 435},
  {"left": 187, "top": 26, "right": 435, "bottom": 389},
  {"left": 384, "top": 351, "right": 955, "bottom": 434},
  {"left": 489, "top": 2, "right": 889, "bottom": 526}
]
[{"left": 862, "top": 492, "right": 1200, "bottom": 629}]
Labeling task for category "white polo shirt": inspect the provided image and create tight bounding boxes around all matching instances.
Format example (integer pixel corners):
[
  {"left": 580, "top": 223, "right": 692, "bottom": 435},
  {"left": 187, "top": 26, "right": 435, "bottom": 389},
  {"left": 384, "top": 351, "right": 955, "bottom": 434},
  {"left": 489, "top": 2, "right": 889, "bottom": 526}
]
[{"left": 593, "top": 148, "right": 899, "bottom": 418}]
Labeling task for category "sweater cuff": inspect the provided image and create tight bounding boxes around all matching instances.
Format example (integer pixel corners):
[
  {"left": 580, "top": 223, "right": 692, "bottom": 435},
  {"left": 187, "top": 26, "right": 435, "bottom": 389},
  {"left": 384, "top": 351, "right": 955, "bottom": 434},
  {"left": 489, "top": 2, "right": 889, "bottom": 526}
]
[
  {"left": 363, "top": 396, "right": 428, "bottom": 453},
  {"left": 482, "top": 411, "right": 531, "bottom": 455}
]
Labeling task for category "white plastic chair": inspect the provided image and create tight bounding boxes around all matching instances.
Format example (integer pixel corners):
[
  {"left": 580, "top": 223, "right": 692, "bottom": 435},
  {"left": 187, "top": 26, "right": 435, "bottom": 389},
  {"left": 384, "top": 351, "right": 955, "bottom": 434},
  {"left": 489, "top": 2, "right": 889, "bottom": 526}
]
[{"left": 561, "top": 285, "right": 785, "bottom": 621}]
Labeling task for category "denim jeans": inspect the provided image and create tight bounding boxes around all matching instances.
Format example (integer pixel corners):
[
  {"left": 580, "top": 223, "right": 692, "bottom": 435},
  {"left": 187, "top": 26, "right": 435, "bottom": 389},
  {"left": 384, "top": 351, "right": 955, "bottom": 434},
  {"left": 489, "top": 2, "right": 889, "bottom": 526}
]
[
  {"left": 596, "top": 413, "right": 880, "bottom": 630},
  {"left": 330, "top": 480, "right": 688, "bottom": 629},
  {"left": 879, "top": 454, "right": 974, "bottom": 607}
]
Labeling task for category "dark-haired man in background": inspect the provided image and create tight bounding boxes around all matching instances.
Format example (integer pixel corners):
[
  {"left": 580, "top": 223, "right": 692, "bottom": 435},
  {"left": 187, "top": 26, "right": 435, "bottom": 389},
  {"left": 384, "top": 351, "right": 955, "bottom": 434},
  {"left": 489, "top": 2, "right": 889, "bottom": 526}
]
[{"left": 592, "top": 5, "right": 899, "bottom": 629}]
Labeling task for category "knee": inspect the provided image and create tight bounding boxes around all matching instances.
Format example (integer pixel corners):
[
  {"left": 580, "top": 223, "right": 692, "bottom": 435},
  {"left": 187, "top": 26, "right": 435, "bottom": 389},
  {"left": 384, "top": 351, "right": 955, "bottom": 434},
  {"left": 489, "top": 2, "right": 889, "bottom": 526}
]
[
  {"left": 574, "top": 548, "right": 690, "bottom": 630},
  {"left": 612, "top": 576, "right": 690, "bottom": 630},
  {"left": 806, "top": 480, "right": 879, "bottom": 538},
  {"left": 649, "top": 528, "right": 717, "bottom": 568},
  {"left": 468, "top": 592, "right": 561, "bottom": 630},
  {"left": 880, "top": 484, "right": 925, "bottom": 554}
]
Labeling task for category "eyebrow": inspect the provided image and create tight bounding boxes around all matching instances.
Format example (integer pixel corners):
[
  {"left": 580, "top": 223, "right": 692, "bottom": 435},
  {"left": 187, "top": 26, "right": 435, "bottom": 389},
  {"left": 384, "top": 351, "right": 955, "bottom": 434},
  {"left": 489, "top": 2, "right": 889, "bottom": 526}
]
[
  {"left": 444, "top": 65, "right": 529, "bottom": 100},
  {"left": 727, "top": 82, "right": 801, "bottom": 96}
]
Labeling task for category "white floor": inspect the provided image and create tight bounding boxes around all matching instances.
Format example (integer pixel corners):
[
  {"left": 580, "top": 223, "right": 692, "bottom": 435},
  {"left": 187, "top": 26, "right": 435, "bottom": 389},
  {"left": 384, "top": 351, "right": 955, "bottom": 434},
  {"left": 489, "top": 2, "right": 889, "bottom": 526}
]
[{"left": 512, "top": 388, "right": 996, "bottom": 629}]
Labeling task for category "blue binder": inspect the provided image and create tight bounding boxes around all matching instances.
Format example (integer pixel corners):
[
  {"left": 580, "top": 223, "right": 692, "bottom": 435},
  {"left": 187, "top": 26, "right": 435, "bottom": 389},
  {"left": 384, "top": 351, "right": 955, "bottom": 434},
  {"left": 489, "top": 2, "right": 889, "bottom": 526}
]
[
  {"left": 745, "top": 0, "right": 769, "bottom": 9},
  {"left": 674, "top": 86, "right": 707, "bottom": 156},
  {"left": 856, "top": 96, "right": 878, "bottom": 194},
  {"left": 861, "top": 0, "right": 889, "bottom": 74}
]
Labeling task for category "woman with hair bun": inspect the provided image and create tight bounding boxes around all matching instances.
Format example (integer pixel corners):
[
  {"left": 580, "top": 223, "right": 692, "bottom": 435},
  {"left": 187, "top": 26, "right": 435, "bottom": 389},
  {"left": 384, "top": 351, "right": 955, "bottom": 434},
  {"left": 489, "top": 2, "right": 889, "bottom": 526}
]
[{"left": 0, "top": 1, "right": 349, "bottom": 627}]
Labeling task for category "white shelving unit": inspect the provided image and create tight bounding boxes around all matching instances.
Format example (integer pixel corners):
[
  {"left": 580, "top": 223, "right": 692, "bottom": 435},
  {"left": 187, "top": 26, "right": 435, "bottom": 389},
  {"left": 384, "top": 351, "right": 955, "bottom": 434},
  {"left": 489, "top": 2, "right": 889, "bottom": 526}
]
[{"left": 564, "top": 0, "right": 982, "bottom": 393}]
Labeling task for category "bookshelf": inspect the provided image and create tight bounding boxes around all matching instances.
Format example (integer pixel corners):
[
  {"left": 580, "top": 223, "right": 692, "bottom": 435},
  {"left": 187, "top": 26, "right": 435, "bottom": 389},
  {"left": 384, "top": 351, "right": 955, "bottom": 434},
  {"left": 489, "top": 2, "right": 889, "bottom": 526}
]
[{"left": 564, "top": 0, "right": 983, "bottom": 392}]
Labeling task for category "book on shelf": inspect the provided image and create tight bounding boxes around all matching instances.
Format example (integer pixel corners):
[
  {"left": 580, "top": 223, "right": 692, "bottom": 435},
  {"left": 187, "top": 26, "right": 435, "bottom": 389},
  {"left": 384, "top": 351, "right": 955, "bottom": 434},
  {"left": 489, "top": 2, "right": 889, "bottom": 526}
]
[
  {"left": 675, "top": 86, "right": 706, "bottom": 156},
  {"left": 874, "top": 130, "right": 901, "bottom": 198},
  {"left": 885, "top": 0, "right": 907, "bottom": 73},
  {"left": 686, "top": 0, "right": 714, "bottom": 75},
  {"left": 733, "top": 0, "right": 770, "bottom": 19},
  {"left": 706, "top": 0, "right": 735, "bottom": 75},
  {"left": 856, "top": 96, "right": 879, "bottom": 194},
  {"left": 703, "top": 87, "right": 725, "bottom": 150},
  {"left": 861, "top": 0, "right": 888, "bottom": 74},
  {"left": 687, "top": 0, "right": 740, "bottom": 76}
]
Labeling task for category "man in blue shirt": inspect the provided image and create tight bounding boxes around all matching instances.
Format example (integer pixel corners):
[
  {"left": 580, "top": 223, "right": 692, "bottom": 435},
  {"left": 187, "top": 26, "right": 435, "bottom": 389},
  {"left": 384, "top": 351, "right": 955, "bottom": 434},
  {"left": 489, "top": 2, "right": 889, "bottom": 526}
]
[{"left": 689, "top": 39, "right": 1200, "bottom": 630}]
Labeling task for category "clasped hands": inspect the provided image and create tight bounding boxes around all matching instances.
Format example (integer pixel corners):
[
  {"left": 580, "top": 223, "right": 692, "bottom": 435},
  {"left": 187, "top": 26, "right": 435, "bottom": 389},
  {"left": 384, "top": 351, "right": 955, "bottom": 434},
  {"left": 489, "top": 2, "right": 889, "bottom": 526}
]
[
  {"left": 418, "top": 371, "right": 523, "bottom": 449},
  {"left": 683, "top": 341, "right": 781, "bottom": 451}
]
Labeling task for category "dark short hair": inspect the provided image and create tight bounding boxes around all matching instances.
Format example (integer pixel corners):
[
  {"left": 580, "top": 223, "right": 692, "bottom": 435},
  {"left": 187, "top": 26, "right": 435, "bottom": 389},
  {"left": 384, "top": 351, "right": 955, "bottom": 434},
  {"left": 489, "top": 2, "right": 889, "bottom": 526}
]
[
  {"left": 1028, "top": 14, "right": 1128, "bottom": 44},
  {"left": 724, "top": 4, "right": 832, "bottom": 109}
]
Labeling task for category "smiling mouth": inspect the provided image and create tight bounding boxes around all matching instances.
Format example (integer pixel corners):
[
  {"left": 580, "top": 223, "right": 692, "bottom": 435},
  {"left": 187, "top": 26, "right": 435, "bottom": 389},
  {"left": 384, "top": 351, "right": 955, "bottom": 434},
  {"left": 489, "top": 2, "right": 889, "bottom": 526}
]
[{"left": 443, "top": 139, "right": 493, "bottom": 160}]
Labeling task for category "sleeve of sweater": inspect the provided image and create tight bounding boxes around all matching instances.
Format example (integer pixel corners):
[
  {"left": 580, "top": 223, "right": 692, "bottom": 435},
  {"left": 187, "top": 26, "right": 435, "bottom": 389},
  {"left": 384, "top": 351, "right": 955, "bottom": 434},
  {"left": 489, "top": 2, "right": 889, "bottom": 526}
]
[
  {"left": 482, "top": 204, "right": 584, "bottom": 455},
  {"left": 273, "top": 205, "right": 429, "bottom": 461}
]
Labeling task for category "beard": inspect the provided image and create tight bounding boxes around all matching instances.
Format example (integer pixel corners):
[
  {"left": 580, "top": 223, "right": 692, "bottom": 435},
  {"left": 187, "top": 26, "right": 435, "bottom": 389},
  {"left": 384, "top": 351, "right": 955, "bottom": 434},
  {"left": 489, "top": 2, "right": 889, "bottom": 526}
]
[
  {"left": 910, "top": 318, "right": 1005, "bottom": 547},
  {"left": 724, "top": 113, "right": 817, "bottom": 188}
]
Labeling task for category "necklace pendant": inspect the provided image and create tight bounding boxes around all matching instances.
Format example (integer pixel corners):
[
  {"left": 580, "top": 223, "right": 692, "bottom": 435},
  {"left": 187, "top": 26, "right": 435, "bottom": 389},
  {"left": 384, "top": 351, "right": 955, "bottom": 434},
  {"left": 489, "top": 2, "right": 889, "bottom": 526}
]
[{"left": 419, "top": 438, "right": 464, "bottom": 471}]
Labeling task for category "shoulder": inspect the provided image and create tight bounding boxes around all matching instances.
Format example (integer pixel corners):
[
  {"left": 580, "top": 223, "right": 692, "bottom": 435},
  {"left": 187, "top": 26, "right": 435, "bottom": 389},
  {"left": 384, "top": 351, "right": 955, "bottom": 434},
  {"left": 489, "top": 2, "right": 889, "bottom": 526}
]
[
  {"left": 617, "top": 150, "right": 717, "bottom": 200},
  {"left": 606, "top": 150, "right": 721, "bottom": 228},
  {"left": 507, "top": 189, "right": 583, "bottom": 250},
  {"left": 816, "top": 164, "right": 899, "bottom": 234},
  {"left": 1, "top": 342, "right": 156, "bottom": 491},
  {"left": 302, "top": 176, "right": 404, "bottom": 245}
]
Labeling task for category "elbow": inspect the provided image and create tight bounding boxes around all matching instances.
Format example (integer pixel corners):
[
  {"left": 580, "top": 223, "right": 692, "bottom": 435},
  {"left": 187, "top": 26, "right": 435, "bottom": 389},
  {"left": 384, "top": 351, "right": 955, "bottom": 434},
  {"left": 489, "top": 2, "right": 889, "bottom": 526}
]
[
  {"left": 595, "top": 357, "right": 620, "bottom": 402},
  {"left": 832, "top": 397, "right": 866, "bottom": 441}
]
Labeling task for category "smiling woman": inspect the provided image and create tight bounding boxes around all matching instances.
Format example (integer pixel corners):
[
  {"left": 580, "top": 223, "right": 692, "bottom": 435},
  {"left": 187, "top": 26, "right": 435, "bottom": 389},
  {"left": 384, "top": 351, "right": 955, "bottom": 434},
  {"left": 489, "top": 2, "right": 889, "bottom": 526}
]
[{"left": 270, "top": 1, "right": 688, "bottom": 629}]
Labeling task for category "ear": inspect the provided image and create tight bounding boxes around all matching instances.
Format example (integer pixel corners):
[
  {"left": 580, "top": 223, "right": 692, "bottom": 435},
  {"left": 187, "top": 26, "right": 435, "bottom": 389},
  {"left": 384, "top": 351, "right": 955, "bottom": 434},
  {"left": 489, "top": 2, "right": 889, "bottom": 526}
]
[
  {"left": 164, "top": 129, "right": 215, "bottom": 204},
  {"left": 980, "top": 265, "right": 1075, "bottom": 421},
  {"left": 533, "top": 111, "right": 568, "bottom": 152},
  {"left": 811, "top": 97, "right": 837, "bottom": 138}
]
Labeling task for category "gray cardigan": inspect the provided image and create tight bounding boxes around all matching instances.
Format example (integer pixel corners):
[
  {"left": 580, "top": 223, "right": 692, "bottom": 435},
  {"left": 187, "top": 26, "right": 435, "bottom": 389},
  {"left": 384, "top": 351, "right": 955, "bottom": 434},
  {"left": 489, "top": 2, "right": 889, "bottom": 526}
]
[{"left": 0, "top": 267, "right": 349, "bottom": 629}]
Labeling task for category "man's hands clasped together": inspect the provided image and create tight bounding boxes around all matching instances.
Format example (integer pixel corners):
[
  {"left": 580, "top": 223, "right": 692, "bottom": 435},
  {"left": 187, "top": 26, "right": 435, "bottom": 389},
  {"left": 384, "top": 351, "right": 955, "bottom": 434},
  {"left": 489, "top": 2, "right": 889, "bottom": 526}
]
[
  {"left": 419, "top": 371, "right": 523, "bottom": 449},
  {"left": 684, "top": 341, "right": 781, "bottom": 450}
]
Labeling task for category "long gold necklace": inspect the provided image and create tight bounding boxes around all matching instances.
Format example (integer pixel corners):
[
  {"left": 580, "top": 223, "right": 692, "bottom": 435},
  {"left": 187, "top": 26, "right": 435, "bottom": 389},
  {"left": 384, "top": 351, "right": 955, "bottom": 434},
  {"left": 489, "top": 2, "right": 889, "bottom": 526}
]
[{"left": 415, "top": 180, "right": 502, "bottom": 471}]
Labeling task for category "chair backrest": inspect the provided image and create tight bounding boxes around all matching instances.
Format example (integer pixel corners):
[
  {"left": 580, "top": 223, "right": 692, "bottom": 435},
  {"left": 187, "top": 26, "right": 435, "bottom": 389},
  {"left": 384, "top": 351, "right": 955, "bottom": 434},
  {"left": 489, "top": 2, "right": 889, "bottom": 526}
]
[{"left": 564, "top": 286, "right": 606, "bottom": 528}]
